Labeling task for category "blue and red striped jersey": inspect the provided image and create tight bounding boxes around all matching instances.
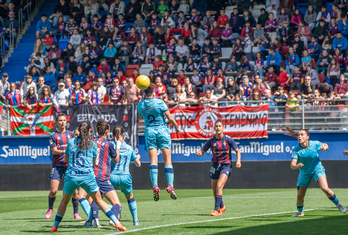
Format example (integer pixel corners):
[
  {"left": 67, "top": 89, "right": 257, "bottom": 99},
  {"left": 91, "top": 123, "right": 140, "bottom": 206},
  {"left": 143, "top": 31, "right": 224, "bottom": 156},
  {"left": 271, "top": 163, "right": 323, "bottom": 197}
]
[
  {"left": 71, "top": 88, "right": 86, "bottom": 104},
  {"left": 94, "top": 137, "right": 117, "bottom": 180},
  {"left": 49, "top": 131, "right": 74, "bottom": 167},
  {"left": 109, "top": 86, "right": 124, "bottom": 103},
  {"left": 40, "top": 96, "right": 52, "bottom": 104},
  {"left": 203, "top": 135, "right": 238, "bottom": 164},
  {"left": 88, "top": 90, "right": 99, "bottom": 104},
  {"left": 6, "top": 90, "right": 22, "bottom": 106},
  {"left": 26, "top": 94, "right": 38, "bottom": 105}
]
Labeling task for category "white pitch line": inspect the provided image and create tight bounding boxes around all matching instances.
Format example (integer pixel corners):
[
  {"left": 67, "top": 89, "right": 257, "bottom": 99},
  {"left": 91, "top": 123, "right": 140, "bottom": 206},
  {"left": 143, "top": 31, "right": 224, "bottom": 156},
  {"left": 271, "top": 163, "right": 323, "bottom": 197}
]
[{"left": 106, "top": 209, "right": 317, "bottom": 234}]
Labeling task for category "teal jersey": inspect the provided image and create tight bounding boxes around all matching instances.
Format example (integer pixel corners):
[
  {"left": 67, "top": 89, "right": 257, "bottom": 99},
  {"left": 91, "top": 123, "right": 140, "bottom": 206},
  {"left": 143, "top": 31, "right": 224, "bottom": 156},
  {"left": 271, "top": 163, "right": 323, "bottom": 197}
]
[
  {"left": 65, "top": 138, "right": 98, "bottom": 176},
  {"left": 138, "top": 98, "right": 168, "bottom": 128},
  {"left": 111, "top": 141, "right": 137, "bottom": 175},
  {"left": 291, "top": 140, "right": 325, "bottom": 174}
]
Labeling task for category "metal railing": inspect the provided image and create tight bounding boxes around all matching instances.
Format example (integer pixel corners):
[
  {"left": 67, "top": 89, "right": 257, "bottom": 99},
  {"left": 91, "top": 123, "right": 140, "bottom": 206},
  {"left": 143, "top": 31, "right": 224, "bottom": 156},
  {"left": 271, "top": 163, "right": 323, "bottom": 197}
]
[{"left": 137, "top": 99, "right": 348, "bottom": 133}]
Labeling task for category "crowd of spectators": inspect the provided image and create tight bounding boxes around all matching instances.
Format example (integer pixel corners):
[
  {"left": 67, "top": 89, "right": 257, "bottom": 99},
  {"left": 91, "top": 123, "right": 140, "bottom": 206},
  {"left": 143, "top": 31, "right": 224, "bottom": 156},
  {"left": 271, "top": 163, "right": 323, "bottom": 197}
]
[{"left": 2, "top": 0, "right": 348, "bottom": 122}]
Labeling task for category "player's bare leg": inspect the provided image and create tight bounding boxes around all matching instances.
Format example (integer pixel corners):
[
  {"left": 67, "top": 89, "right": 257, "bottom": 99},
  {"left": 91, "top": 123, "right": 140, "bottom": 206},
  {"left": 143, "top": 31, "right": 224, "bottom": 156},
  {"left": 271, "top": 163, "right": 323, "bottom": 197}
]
[
  {"left": 317, "top": 177, "right": 347, "bottom": 213},
  {"left": 148, "top": 149, "right": 160, "bottom": 201},
  {"left": 291, "top": 187, "right": 307, "bottom": 217},
  {"left": 46, "top": 180, "right": 60, "bottom": 219},
  {"left": 162, "top": 148, "right": 176, "bottom": 200},
  {"left": 211, "top": 174, "right": 228, "bottom": 216}
]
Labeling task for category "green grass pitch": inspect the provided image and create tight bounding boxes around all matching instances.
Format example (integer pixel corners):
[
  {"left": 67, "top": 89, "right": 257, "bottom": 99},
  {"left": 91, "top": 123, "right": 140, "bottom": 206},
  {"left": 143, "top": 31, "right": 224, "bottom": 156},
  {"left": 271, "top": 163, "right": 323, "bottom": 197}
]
[{"left": 0, "top": 189, "right": 347, "bottom": 234}]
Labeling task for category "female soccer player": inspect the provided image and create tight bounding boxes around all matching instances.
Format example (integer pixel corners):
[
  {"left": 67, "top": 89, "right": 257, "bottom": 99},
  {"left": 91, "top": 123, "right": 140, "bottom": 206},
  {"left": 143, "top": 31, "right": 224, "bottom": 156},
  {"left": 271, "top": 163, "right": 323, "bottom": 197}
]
[
  {"left": 46, "top": 113, "right": 81, "bottom": 220},
  {"left": 84, "top": 119, "right": 123, "bottom": 228},
  {"left": 138, "top": 83, "right": 180, "bottom": 201},
  {"left": 196, "top": 119, "right": 241, "bottom": 216},
  {"left": 286, "top": 127, "right": 347, "bottom": 217},
  {"left": 110, "top": 126, "right": 141, "bottom": 226},
  {"left": 50, "top": 121, "right": 126, "bottom": 232}
]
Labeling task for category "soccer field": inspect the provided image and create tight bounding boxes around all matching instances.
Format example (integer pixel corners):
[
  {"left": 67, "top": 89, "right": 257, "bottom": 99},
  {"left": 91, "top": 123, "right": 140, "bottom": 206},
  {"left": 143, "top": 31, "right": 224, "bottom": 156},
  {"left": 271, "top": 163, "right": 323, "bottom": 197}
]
[{"left": 0, "top": 189, "right": 347, "bottom": 234}]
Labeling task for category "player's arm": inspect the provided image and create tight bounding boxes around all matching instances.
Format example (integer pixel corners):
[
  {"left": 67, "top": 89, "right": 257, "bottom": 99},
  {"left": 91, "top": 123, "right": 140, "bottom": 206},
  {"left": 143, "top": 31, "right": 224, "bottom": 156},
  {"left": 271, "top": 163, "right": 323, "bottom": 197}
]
[
  {"left": 164, "top": 110, "right": 180, "bottom": 134},
  {"left": 196, "top": 149, "right": 206, "bottom": 156},
  {"left": 51, "top": 147, "right": 65, "bottom": 155},
  {"left": 235, "top": 148, "right": 241, "bottom": 168},
  {"left": 290, "top": 158, "right": 304, "bottom": 170},
  {"left": 64, "top": 153, "right": 69, "bottom": 163},
  {"left": 343, "top": 150, "right": 348, "bottom": 155},
  {"left": 196, "top": 139, "right": 212, "bottom": 156},
  {"left": 134, "top": 154, "right": 141, "bottom": 167}
]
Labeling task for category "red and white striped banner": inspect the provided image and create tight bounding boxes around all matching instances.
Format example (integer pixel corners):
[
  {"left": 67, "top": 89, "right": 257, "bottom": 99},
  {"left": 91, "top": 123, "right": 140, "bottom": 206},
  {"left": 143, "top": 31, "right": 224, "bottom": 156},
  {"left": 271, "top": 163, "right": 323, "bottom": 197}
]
[{"left": 169, "top": 105, "right": 269, "bottom": 139}]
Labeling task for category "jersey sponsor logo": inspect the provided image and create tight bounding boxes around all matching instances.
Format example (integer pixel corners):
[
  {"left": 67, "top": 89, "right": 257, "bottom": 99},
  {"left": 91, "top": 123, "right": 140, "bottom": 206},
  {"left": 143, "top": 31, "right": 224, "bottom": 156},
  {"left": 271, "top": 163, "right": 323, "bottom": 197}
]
[
  {"left": 194, "top": 107, "right": 222, "bottom": 137},
  {"left": 0, "top": 145, "right": 51, "bottom": 159}
]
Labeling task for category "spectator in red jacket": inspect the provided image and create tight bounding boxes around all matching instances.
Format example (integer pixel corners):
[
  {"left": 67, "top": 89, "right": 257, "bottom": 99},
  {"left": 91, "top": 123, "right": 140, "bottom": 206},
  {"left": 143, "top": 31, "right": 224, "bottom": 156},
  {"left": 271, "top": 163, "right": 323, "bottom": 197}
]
[
  {"left": 208, "top": 20, "right": 222, "bottom": 40},
  {"left": 171, "top": 22, "right": 191, "bottom": 45},
  {"left": 218, "top": 9, "right": 229, "bottom": 28},
  {"left": 278, "top": 65, "right": 291, "bottom": 88}
]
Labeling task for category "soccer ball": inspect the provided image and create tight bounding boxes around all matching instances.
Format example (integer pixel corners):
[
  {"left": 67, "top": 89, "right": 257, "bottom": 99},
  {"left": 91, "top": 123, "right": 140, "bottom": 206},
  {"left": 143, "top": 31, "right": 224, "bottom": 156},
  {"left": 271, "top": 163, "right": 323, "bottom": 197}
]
[{"left": 136, "top": 75, "right": 150, "bottom": 90}]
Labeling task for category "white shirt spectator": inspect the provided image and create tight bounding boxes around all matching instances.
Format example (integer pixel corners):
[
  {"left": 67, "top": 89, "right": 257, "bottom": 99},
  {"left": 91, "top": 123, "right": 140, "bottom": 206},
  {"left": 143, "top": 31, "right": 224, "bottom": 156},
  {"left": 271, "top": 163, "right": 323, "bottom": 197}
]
[
  {"left": 146, "top": 47, "right": 160, "bottom": 56},
  {"left": 98, "top": 85, "right": 107, "bottom": 103},
  {"left": 175, "top": 44, "right": 189, "bottom": 56},
  {"left": 20, "top": 81, "right": 37, "bottom": 97},
  {"left": 161, "top": 16, "right": 175, "bottom": 28},
  {"left": 53, "top": 89, "right": 70, "bottom": 107},
  {"left": 0, "top": 79, "right": 10, "bottom": 98},
  {"left": 70, "top": 34, "right": 82, "bottom": 46}
]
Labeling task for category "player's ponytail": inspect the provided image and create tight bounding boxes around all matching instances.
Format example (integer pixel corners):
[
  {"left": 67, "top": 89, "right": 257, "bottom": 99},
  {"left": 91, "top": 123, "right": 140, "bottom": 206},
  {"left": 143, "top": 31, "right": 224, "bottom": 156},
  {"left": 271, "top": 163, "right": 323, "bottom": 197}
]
[
  {"left": 96, "top": 119, "right": 110, "bottom": 136},
  {"left": 284, "top": 126, "right": 310, "bottom": 138},
  {"left": 78, "top": 121, "right": 92, "bottom": 149},
  {"left": 112, "top": 125, "right": 124, "bottom": 141},
  {"left": 144, "top": 83, "right": 157, "bottom": 97}
]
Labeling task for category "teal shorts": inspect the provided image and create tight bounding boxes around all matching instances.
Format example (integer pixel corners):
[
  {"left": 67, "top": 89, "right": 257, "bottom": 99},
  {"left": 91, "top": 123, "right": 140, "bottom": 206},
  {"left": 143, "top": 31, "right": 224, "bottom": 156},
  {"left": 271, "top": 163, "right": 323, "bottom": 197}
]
[
  {"left": 145, "top": 126, "right": 171, "bottom": 151},
  {"left": 63, "top": 173, "right": 99, "bottom": 195},
  {"left": 110, "top": 174, "right": 133, "bottom": 195},
  {"left": 297, "top": 170, "right": 327, "bottom": 187}
]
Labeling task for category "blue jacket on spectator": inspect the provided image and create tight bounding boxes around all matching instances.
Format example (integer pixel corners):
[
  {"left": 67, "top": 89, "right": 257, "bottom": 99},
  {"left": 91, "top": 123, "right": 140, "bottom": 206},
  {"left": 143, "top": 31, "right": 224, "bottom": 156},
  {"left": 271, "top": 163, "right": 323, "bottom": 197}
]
[
  {"left": 266, "top": 52, "right": 282, "bottom": 67},
  {"left": 191, "top": 0, "right": 208, "bottom": 15},
  {"left": 333, "top": 36, "right": 348, "bottom": 51},
  {"left": 73, "top": 73, "right": 87, "bottom": 85},
  {"left": 339, "top": 19, "right": 348, "bottom": 35},
  {"left": 43, "top": 72, "right": 56, "bottom": 87},
  {"left": 239, "top": 14, "right": 256, "bottom": 28},
  {"left": 285, "top": 53, "right": 300, "bottom": 66},
  {"left": 36, "top": 19, "right": 52, "bottom": 32},
  {"left": 104, "top": 47, "right": 117, "bottom": 58},
  {"left": 229, "top": 14, "right": 241, "bottom": 32}
]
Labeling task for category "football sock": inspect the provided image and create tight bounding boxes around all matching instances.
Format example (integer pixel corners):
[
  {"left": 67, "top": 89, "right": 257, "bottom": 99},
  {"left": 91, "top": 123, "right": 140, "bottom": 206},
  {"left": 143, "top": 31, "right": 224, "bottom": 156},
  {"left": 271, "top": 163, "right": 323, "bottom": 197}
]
[
  {"left": 150, "top": 164, "right": 158, "bottom": 188},
  {"left": 220, "top": 198, "right": 224, "bottom": 208},
  {"left": 79, "top": 198, "right": 90, "bottom": 216},
  {"left": 91, "top": 201, "right": 99, "bottom": 220},
  {"left": 215, "top": 195, "right": 222, "bottom": 211},
  {"left": 53, "top": 214, "right": 63, "bottom": 228},
  {"left": 297, "top": 205, "right": 304, "bottom": 212},
  {"left": 165, "top": 165, "right": 174, "bottom": 187},
  {"left": 48, "top": 196, "right": 56, "bottom": 209},
  {"left": 329, "top": 194, "right": 339, "bottom": 205},
  {"left": 105, "top": 208, "right": 118, "bottom": 224},
  {"left": 128, "top": 198, "right": 138, "bottom": 222},
  {"left": 112, "top": 203, "right": 121, "bottom": 220},
  {"left": 71, "top": 198, "right": 79, "bottom": 214}
]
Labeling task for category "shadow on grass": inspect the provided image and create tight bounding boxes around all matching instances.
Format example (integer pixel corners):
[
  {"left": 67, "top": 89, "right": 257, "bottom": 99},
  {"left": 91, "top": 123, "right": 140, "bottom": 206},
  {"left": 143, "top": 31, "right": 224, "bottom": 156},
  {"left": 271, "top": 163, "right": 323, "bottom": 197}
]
[{"left": 210, "top": 215, "right": 347, "bottom": 235}]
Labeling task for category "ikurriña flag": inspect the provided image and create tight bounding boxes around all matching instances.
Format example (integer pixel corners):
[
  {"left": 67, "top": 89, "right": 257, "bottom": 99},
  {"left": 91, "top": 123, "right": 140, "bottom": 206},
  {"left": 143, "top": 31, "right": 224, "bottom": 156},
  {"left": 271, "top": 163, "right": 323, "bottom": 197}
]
[
  {"left": 10, "top": 105, "right": 54, "bottom": 136},
  {"left": 0, "top": 101, "right": 3, "bottom": 116},
  {"left": 169, "top": 105, "right": 269, "bottom": 140}
]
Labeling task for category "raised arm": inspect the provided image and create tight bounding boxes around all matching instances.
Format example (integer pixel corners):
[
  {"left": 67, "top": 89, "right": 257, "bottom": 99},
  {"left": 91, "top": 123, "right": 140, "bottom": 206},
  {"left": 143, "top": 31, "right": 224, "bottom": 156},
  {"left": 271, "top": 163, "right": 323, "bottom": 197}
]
[
  {"left": 134, "top": 154, "right": 141, "bottom": 167},
  {"left": 320, "top": 143, "right": 329, "bottom": 151}
]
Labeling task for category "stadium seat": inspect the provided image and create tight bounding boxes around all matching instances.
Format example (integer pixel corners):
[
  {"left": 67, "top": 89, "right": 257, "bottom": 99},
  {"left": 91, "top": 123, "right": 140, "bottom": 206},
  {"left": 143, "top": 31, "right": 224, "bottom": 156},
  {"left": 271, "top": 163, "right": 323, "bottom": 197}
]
[
  {"left": 311, "top": 59, "right": 316, "bottom": 68},
  {"left": 225, "top": 9, "right": 233, "bottom": 17},
  {"left": 125, "top": 64, "right": 140, "bottom": 77},
  {"left": 326, "top": 2, "right": 334, "bottom": 13},
  {"left": 318, "top": 73, "right": 325, "bottom": 83},
  {"left": 103, "top": 95, "right": 109, "bottom": 104},
  {"left": 283, "top": 45, "right": 289, "bottom": 56},
  {"left": 252, "top": 46, "right": 259, "bottom": 53},
  {"left": 141, "top": 64, "right": 153, "bottom": 70},
  {"left": 253, "top": 4, "right": 266, "bottom": 10},
  {"left": 220, "top": 47, "right": 232, "bottom": 60},
  {"left": 139, "top": 68, "right": 151, "bottom": 76},
  {"left": 290, "top": 90, "right": 299, "bottom": 95},
  {"left": 222, "top": 62, "right": 226, "bottom": 71},
  {"left": 198, "top": 92, "right": 205, "bottom": 98},
  {"left": 297, "top": 4, "right": 307, "bottom": 16}
]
